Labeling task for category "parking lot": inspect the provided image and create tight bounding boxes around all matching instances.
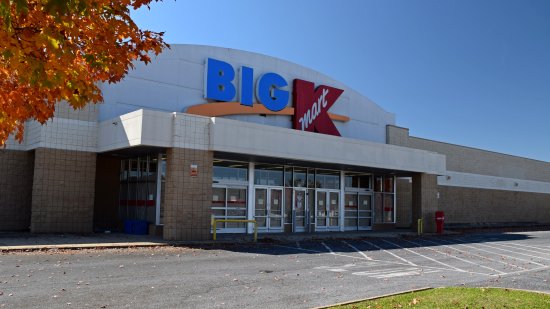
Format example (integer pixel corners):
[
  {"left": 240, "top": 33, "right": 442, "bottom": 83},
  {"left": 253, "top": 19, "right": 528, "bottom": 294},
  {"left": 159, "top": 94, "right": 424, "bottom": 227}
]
[{"left": 1, "top": 231, "right": 549, "bottom": 308}]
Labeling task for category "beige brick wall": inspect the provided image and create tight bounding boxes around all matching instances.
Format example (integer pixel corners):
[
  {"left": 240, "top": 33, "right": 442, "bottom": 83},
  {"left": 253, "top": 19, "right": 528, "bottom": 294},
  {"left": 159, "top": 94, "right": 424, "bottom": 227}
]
[
  {"left": 439, "top": 186, "right": 550, "bottom": 227},
  {"left": 0, "top": 150, "right": 34, "bottom": 231},
  {"left": 387, "top": 125, "right": 550, "bottom": 182},
  {"left": 396, "top": 178, "right": 412, "bottom": 228},
  {"left": 163, "top": 148, "right": 213, "bottom": 241},
  {"left": 412, "top": 173, "right": 439, "bottom": 233},
  {"left": 396, "top": 179, "right": 550, "bottom": 228},
  {"left": 31, "top": 148, "right": 96, "bottom": 233}
]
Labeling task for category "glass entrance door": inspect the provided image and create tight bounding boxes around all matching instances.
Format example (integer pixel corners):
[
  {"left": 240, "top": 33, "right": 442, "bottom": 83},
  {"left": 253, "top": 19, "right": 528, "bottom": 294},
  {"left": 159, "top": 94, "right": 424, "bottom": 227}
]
[
  {"left": 316, "top": 190, "right": 339, "bottom": 230},
  {"left": 293, "top": 189, "right": 307, "bottom": 232},
  {"left": 344, "top": 192, "right": 372, "bottom": 230},
  {"left": 358, "top": 194, "right": 372, "bottom": 230},
  {"left": 255, "top": 188, "right": 284, "bottom": 232}
]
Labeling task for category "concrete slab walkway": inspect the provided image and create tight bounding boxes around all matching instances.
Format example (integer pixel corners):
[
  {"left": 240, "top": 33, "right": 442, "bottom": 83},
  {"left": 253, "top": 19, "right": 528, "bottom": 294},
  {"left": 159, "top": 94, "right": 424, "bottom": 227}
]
[
  {"left": 0, "top": 232, "right": 167, "bottom": 251},
  {"left": 0, "top": 229, "right": 454, "bottom": 251}
]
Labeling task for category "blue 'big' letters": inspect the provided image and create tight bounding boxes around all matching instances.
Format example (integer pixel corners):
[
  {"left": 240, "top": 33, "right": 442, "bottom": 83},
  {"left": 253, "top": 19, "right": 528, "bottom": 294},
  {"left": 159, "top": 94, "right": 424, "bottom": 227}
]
[{"left": 204, "top": 58, "right": 289, "bottom": 112}]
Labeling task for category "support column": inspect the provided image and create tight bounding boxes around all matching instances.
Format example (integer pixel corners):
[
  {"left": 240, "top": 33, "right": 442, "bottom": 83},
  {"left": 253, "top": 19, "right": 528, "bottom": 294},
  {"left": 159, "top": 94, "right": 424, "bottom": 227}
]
[
  {"left": 412, "top": 173, "right": 438, "bottom": 233},
  {"left": 163, "top": 148, "right": 213, "bottom": 241},
  {"left": 0, "top": 149, "right": 34, "bottom": 231},
  {"left": 31, "top": 148, "right": 96, "bottom": 233}
]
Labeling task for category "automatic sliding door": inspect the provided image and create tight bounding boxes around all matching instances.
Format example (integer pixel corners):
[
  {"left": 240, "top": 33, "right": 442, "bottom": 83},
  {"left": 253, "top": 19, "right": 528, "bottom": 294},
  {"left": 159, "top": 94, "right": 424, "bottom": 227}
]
[
  {"left": 328, "top": 192, "right": 339, "bottom": 228},
  {"left": 269, "top": 189, "right": 283, "bottom": 230},
  {"left": 316, "top": 190, "right": 339, "bottom": 230},
  {"left": 344, "top": 193, "right": 358, "bottom": 230},
  {"left": 358, "top": 194, "right": 372, "bottom": 230},
  {"left": 316, "top": 191, "right": 327, "bottom": 228},
  {"left": 294, "top": 189, "right": 307, "bottom": 232},
  {"left": 255, "top": 188, "right": 268, "bottom": 228},
  {"left": 254, "top": 187, "right": 283, "bottom": 232}
]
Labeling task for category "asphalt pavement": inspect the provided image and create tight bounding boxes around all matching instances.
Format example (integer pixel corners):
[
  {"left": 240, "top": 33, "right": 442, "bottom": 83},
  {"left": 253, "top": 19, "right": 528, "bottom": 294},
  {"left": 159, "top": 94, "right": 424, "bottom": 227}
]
[{"left": 1, "top": 231, "right": 549, "bottom": 308}]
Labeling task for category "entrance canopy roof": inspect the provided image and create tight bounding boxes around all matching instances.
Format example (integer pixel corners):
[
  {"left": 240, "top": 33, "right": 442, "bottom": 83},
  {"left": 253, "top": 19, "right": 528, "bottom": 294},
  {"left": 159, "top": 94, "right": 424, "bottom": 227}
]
[{"left": 98, "top": 109, "right": 446, "bottom": 175}]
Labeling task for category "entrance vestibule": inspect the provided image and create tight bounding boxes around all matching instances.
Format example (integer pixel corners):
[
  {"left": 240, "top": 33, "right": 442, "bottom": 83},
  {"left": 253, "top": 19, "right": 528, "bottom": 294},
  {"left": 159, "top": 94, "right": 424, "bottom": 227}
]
[{"left": 211, "top": 159, "right": 396, "bottom": 235}]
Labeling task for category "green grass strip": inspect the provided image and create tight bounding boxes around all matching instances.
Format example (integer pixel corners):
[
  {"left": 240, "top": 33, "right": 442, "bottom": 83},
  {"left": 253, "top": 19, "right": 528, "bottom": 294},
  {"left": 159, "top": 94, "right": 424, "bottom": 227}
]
[{"left": 330, "top": 287, "right": 550, "bottom": 309}]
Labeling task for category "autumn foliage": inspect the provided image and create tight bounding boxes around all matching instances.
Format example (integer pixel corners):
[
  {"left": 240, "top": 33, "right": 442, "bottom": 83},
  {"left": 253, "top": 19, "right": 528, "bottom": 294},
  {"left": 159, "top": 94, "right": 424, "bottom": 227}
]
[{"left": 0, "top": 0, "right": 168, "bottom": 145}]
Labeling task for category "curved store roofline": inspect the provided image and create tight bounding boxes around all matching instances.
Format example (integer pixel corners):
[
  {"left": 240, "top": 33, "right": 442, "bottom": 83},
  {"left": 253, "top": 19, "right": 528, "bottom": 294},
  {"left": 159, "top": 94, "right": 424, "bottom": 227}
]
[
  {"left": 98, "top": 44, "right": 396, "bottom": 144},
  {"left": 169, "top": 43, "right": 389, "bottom": 113}
]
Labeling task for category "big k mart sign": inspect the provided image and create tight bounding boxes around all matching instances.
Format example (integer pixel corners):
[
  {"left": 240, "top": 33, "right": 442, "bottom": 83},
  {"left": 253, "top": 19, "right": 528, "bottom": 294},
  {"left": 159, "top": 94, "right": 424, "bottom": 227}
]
[{"left": 186, "top": 58, "right": 349, "bottom": 136}]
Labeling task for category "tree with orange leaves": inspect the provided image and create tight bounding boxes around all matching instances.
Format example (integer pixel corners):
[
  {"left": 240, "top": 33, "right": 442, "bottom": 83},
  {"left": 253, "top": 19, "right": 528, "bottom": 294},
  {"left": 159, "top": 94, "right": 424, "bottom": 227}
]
[{"left": 0, "top": 0, "right": 169, "bottom": 145}]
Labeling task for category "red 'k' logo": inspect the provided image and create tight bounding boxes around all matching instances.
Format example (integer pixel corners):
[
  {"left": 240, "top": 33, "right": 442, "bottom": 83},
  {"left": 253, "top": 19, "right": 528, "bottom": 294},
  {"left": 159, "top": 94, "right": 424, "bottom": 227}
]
[{"left": 293, "top": 79, "right": 344, "bottom": 136}]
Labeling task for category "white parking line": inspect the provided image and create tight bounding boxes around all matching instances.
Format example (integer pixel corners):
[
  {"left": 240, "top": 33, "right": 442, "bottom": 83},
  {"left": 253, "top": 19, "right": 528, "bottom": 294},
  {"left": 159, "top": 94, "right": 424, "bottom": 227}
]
[
  {"left": 321, "top": 242, "right": 335, "bottom": 255},
  {"left": 489, "top": 242, "right": 550, "bottom": 257},
  {"left": 362, "top": 240, "right": 417, "bottom": 266},
  {"left": 352, "top": 267, "right": 436, "bottom": 278},
  {"left": 274, "top": 244, "right": 366, "bottom": 261},
  {"left": 342, "top": 240, "right": 372, "bottom": 260},
  {"left": 497, "top": 265, "right": 550, "bottom": 277},
  {"left": 434, "top": 238, "right": 527, "bottom": 270},
  {"left": 382, "top": 239, "right": 467, "bottom": 273},
  {"left": 506, "top": 242, "right": 550, "bottom": 253},
  {"left": 451, "top": 239, "right": 546, "bottom": 267},
  {"left": 405, "top": 239, "right": 506, "bottom": 275},
  {"left": 472, "top": 242, "right": 550, "bottom": 264}
]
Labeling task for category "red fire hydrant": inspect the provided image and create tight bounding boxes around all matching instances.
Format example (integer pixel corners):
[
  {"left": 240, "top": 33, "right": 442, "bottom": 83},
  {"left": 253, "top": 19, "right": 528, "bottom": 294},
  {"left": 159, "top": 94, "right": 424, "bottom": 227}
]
[{"left": 435, "top": 211, "right": 445, "bottom": 234}]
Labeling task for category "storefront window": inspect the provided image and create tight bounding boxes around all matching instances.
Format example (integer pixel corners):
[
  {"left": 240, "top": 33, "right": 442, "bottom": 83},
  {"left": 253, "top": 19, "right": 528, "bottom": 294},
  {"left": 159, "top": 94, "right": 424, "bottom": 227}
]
[
  {"left": 284, "top": 167, "right": 293, "bottom": 187},
  {"left": 293, "top": 168, "right": 307, "bottom": 188},
  {"left": 307, "top": 169, "right": 316, "bottom": 188},
  {"left": 315, "top": 170, "right": 340, "bottom": 189},
  {"left": 374, "top": 176, "right": 383, "bottom": 192},
  {"left": 118, "top": 155, "right": 159, "bottom": 224},
  {"left": 213, "top": 160, "right": 248, "bottom": 183},
  {"left": 384, "top": 176, "right": 394, "bottom": 193},
  {"left": 211, "top": 186, "right": 248, "bottom": 230},
  {"left": 345, "top": 173, "right": 371, "bottom": 189},
  {"left": 373, "top": 175, "right": 395, "bottom": 223},
  {"left": 254, "top": 164, "right": 284, "bottom": 186}
]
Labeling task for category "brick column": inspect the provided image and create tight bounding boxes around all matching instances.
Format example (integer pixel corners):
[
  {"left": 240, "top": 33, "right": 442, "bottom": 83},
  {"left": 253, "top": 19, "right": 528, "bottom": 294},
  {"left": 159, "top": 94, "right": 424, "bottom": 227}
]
[
  {"left": 164, "top": 148, "right": 213, "bottom": 241},
  {"left": 31, "top": 148, "right": 96, "bottom": 233},
  {"left": 0, "top": 150, "right": 34, "bottom": 231},
  {"left": 412, "top": 173, "right": 438, "bottom": 233}
]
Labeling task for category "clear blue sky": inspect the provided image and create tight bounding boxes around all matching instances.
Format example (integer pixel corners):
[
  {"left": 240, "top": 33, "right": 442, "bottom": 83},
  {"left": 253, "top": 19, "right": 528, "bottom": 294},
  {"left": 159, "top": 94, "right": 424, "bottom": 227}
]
[{"left": 132, "top": 0, "right": 550, "bottom": 162}]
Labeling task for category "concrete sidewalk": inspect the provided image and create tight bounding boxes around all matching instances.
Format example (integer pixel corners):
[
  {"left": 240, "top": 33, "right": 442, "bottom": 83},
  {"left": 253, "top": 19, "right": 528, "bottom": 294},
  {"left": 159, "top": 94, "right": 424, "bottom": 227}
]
[
  {"left": 0, "top": 232, "right": 168, "bottom": 251},
  {"left": 0, "top": 229, "right": 445, "bottom": 252}
]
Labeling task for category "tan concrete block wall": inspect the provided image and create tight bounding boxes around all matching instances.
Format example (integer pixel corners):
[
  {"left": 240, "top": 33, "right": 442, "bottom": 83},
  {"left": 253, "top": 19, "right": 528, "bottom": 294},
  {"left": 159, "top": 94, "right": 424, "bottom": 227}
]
[
  {"left": 31, "top": 148, "right": 96, "bottom": 233},
  {"left": 412, "top": 174, "right": 438, "bottom": 232},
  {"left": 0, "top": 150, "right": 34, "bottom": 231},
  {"left": 387, "top": 125, "right": 550, "bottom": 182},
  {"left": 163, "top": 148, "right": 213, "bottom": 241},
  {"left": 396, "top": 177, "right": 412, "bottom": 228},
  {"left": 439, "top": 186, "right": 550, "bottom": 226}
]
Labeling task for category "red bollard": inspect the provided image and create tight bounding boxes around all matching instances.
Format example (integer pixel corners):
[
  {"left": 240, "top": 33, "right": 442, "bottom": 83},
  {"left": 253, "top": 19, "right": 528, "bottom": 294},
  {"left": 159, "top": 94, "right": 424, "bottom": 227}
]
[{"left": 435, "top": 211, "right": 445, "bottom": 234}]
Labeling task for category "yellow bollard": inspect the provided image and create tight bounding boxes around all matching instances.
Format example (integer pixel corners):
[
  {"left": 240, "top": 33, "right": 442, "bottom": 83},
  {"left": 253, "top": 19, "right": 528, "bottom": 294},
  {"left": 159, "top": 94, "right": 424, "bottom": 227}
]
[
  {"left": 212, "top": 218, "right": 217, "bottom": 241},
  {"left": 417, "top": 218, "right": 423, "bottom": 235},
  {"left": 211, "top": 219, "right": 257, "bottom": 242}
]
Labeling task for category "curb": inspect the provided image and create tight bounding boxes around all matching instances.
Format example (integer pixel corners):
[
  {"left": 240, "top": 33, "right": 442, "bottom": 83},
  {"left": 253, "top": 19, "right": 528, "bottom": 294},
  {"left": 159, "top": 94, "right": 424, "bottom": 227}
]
[
  {"left": 0, "top": 242, "right": 169, "bottom": 252},
  {"left": 313, "top": 286, "right": 550, "bottom": 308},
  {"left": 311, "top": 287, "right": 432, "bottom": 309}
]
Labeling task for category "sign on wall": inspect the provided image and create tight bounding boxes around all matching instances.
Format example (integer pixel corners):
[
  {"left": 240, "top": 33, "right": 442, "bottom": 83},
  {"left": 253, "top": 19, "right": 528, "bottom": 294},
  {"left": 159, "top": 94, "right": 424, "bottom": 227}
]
[{"left": 186, "top": 58, "right": 348, "bottom": 137}]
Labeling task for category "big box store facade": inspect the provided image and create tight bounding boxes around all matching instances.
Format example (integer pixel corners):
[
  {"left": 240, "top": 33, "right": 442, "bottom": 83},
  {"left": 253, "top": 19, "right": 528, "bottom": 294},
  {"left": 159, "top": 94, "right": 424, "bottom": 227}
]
[{"left": 2, "top": 45, "right": 550, "bottom": 240}]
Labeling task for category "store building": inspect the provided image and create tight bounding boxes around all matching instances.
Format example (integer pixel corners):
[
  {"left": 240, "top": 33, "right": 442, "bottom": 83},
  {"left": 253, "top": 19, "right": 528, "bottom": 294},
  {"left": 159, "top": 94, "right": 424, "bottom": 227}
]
[{"left": 1, "top": 44, "right": 549, "bottom": 240}]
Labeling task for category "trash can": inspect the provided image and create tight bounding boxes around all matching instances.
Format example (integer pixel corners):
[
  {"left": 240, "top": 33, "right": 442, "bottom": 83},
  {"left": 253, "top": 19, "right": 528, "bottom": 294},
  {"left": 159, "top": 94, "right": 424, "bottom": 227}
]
[
  {"left": 124, "top": 219, "right": 149, "bottom": 235},
  {"left": 435, "top": 211, "right": 445, "bottom": 234}
]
